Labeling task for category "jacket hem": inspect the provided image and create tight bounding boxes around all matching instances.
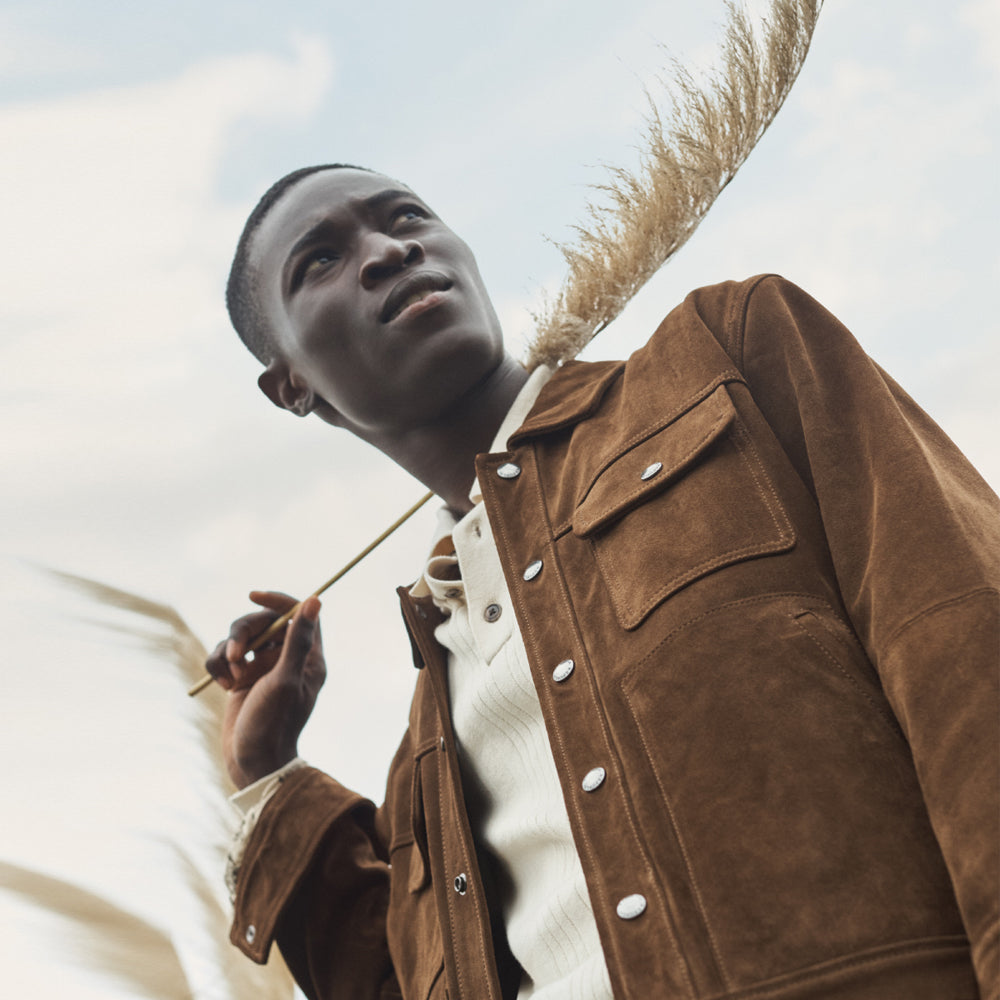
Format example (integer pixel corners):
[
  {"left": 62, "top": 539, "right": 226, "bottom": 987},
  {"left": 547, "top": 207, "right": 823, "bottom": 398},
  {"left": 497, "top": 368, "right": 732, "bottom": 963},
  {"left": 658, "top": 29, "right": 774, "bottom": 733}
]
[{"left": 705, "top": 936, "right": 977, "bottom": 1000}]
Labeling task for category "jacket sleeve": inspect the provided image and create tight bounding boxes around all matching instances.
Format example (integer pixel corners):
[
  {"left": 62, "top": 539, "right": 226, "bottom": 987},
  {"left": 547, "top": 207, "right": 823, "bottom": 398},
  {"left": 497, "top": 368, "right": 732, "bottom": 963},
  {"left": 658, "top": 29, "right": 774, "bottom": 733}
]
[
  {"left": 230, "top": 765, "right": 400, "bottom": 1000},
  {"left": 709, "top": 274, "right": 1000, "bottom": 998}
]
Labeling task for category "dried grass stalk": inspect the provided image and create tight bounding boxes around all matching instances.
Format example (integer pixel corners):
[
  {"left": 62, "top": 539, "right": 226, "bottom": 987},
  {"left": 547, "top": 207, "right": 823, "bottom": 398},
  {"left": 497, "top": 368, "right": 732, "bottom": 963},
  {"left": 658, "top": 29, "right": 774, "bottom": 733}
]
[
  {"left": 0, "top": 860, "right": 192, "bottom": 999},
  {"left": 46, "top": 568, "right": 226, "bottom": 764},
  {"left": 41, "top": 569, "right": 296, "bottom": 997},
  {"left": 526, "top": 0, "right": 823, "bottom": 370}
]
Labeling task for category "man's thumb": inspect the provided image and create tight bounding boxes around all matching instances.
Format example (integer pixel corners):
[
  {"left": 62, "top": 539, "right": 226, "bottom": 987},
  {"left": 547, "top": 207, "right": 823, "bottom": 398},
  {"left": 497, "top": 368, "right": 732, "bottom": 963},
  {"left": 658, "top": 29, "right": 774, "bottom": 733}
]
[{"left": 280, "top": 597, "right": 321, "bottom": 670}]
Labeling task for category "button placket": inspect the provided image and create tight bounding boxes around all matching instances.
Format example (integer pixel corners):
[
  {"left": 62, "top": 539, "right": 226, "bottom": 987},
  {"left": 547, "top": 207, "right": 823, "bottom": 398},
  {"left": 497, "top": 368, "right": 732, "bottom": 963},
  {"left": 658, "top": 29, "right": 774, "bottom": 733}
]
[{"left": 485, "top": 457, "right": 662, "bottom": 954}]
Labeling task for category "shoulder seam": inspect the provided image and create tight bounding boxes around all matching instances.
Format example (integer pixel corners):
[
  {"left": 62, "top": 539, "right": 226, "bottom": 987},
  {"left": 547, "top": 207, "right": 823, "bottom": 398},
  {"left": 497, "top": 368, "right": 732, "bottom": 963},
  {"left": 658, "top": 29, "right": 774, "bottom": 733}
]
[{"left": 723, "top": 273, "right": 781, "bottom": 370}]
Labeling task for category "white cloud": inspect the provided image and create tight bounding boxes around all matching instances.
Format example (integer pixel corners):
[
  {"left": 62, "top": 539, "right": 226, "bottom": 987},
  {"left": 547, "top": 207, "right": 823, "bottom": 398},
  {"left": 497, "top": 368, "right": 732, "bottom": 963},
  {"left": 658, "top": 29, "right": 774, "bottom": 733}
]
[
  {"left": 962, "top": 0, "right": 1000, "bottom": 79},
  {"left": 0, "top": 39, "right": 335, "bottom": 559},
  {"left": 0, "top": 35, "right": 332, "bottom": 332},
  {"left": 0, "top": 13, "right": 99, "bottom": 78}
]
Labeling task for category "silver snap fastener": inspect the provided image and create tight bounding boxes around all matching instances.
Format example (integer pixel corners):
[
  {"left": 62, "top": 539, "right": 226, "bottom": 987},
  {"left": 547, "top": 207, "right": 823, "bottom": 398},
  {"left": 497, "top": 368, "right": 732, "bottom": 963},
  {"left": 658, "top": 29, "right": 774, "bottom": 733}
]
[
  {"left": 640, "top": 462, "right": 663, "bottom": 481},
  {"left": 616, "top": 894, "right": 647, "bottom": 920},
  {"left": 582, "top": 767, "right": 606, "bottom": 792},
  {"left": 523, "top": 559, "right": 543, "bottom": 581},
  {"left": 454, "top": 873, "right": 468, "bottom": 895},
  {"left": 497, "top": 463, "right": 521, "bottom": 480},
  {"left": 440, "top": 736, "right": 446, "bottom": 751},
  {"left": 445, "top": 588, "right": 461, "bottom": 599},
  {"left": 484, "top": 603, "right": 502, "bottom": 622},
  {"left": 245, "top": 924, "right": 256, "bottom": 944},
  {"left": 552, "top": 659, "right": 575, "bottom": 682}
]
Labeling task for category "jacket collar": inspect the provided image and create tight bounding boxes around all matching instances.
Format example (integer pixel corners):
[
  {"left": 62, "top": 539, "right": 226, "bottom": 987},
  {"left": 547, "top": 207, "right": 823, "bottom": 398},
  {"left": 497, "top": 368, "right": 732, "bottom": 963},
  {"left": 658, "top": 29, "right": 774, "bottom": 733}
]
[{"left": 508, "top": 359, "right": 624, "bottom": 445}]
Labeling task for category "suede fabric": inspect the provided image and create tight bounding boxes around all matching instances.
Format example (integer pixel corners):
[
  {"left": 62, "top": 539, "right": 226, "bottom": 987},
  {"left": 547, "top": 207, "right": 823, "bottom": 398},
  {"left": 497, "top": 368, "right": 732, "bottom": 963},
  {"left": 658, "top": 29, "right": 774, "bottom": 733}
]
[{"left": 231, "top": 276, "right": 998, "bottom": 1000}]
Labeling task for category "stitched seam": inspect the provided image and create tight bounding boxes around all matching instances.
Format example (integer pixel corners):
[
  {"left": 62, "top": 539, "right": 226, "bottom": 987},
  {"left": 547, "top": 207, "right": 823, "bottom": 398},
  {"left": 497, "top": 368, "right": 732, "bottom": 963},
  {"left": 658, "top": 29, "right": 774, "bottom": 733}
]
[
  {"left": 621, "top": 592, "right": 825, "bottom": 687},
  {"left": 734, "top": 419, "right": 794, "bottom": 540},
  {"left": 388, "top": 739, "right": 439, "bottom": 853},
  {"left": 883, "top": 586, "right": 998, "bottom": 652},
  {"left": 598, "top": 422, "right": 795, "bottom": 627},
  {"left": 512, "top": 361, "right": 625, "bottom": 442},
  {"left": 702, "top": 936, "right": 971, "bottom": 1000},
  {"left": 438, "top": 755, "right": 466, "bottom": 1000},
  {"left": 575, "top": 407, "right": 733, "bottom": 534},
  {"left": 236, "top": 772, "right": 362, "bottom": 955},
  {"left": 436, "top": 744, "right": 497, "bottom": 1000},
  {"left": 579, "top": 373, "right": 745, "bottom": 499},
  {"left": 726, "top": 274, "right": 777, "bottom": 372},
  {"left": 621, "top": 685, "right": 733, "bottom": 989},
  {"left": 502, "top": 439, "right": 699, "bottom": 998},
  {"left": 790, "top": 614, "right": 904, "bottom": 742}
]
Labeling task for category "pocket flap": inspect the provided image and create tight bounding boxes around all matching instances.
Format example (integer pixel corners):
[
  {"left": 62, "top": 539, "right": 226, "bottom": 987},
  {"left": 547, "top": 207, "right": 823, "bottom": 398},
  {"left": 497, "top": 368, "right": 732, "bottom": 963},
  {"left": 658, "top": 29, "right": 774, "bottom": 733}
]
[{"left": 573, "top": 385, "right": 736, "bottom": 537}]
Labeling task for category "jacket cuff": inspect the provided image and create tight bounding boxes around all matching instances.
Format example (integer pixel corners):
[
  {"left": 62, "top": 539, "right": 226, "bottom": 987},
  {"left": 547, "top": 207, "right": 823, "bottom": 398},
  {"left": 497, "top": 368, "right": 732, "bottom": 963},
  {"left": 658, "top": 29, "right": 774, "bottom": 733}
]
[{"left": 230, "top": 766, "right": 373, "bottom": 963}]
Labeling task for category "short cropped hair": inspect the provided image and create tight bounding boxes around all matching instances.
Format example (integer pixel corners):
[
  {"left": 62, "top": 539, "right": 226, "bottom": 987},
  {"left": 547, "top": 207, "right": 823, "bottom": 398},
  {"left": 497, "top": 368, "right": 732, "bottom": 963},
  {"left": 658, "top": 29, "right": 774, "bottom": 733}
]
[{"left": 226, "top": 163, "right": 373, "bottom": 364}]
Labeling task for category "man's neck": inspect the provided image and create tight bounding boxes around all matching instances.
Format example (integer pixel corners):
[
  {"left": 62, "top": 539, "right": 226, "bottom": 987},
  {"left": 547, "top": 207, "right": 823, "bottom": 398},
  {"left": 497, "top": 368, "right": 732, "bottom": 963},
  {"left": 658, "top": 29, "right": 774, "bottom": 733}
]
[{"left": 367, "top": 355, "right": 531, "bottom": 516}]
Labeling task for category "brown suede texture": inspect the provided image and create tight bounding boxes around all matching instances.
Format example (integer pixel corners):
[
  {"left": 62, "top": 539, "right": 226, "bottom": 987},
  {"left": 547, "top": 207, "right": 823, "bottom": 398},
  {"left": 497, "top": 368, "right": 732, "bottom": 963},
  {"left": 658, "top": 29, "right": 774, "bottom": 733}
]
[{"left": 232, "top": 276, "right": 998, "bottom": 1000}]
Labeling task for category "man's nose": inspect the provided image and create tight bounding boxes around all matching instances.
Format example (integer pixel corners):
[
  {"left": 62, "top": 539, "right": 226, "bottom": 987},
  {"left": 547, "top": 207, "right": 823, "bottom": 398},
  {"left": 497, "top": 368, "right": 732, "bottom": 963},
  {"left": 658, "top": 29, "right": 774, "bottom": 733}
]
[{"left": 359, "top": 233, "right": 424, "bottom": 288}]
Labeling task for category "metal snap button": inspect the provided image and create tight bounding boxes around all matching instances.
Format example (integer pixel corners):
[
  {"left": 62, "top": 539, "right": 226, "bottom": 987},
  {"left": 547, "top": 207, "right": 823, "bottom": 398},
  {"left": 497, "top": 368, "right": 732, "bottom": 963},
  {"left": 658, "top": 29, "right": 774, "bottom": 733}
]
[
  {"left": 245, "top": 924, "right": 257, "bottom": 944},
  {"left": 640, "top": 462, "right": 663, "bottom": 481},
  {"left": 582, "top": 767, "right": 606, "bottom": 792},
  {"left": 454, "top": 873, "right": 468, "bottom": 895},
  {"left": 484, "top": 603, "right": 502, "bottom": 622},
  {"left": 616, "top": 894, "right": 647, "bottom": 920},
  {"left": 523, "top": 559, "right": 543, "bottom": 581},
  {"left": 552, "top": 659, "right": 575, "bottom": 682},
  {"left": 497, "top": 463, "right": 521, "bottom": 480}
]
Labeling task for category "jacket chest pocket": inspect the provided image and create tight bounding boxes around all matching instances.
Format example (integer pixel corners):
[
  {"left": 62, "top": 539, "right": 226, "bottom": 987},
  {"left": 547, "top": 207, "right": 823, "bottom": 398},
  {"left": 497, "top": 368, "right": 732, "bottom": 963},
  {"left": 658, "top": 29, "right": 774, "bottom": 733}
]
[{"left": 572, "top": 385, "right": 795, "bottom": 629}]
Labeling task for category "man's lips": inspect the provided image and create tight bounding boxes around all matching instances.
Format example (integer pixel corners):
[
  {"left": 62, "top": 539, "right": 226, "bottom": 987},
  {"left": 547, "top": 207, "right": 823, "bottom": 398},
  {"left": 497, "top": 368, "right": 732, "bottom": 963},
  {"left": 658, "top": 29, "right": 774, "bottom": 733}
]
[{"left": 380, "top": 270, "right": 453, "bottom": 323}]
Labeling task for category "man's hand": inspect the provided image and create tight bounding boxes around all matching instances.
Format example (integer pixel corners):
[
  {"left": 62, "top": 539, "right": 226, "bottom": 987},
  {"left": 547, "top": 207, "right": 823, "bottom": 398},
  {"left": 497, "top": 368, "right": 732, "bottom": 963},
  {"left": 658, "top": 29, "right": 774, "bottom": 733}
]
[{"left": 206, "top": 591, "right": 326, "bottom": 789}]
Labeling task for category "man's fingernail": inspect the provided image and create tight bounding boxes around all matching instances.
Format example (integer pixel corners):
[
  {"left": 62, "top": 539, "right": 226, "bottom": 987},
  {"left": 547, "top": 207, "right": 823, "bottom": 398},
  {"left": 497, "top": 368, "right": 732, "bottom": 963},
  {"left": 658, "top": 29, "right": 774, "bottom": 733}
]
[
  {"left": 226, "top": 639, "right": 238, "bottom": 661},
  {"left": 304, "top": 597, "right": 321, "bottom": 621}
]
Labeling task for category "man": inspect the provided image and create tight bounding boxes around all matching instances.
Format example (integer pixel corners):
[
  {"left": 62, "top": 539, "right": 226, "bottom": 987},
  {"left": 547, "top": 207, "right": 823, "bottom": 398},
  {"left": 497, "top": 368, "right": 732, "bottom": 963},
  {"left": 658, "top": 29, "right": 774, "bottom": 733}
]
[{"left": 206, "top": 164, "right": 999, "bottom": 1000}]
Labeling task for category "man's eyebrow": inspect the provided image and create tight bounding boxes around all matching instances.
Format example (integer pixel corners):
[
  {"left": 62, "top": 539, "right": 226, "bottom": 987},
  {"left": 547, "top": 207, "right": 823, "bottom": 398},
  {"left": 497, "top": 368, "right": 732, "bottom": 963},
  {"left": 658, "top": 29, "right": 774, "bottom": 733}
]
[
  {"left": 362, "top": 188, "right": 420, "bottom": 212},
  {"left": 285, "top": 219, "right": 340, "bottom": 274},
  {"left": 283, "top": 189, "right": 422, "bottom": 277}
]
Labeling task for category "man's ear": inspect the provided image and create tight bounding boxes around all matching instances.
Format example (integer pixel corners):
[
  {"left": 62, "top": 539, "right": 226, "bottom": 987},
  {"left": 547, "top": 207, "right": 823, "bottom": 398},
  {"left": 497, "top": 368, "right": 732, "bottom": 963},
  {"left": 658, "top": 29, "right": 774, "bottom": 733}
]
[{"left": 257, "top": 360, "right": 316, "bottom": 417}]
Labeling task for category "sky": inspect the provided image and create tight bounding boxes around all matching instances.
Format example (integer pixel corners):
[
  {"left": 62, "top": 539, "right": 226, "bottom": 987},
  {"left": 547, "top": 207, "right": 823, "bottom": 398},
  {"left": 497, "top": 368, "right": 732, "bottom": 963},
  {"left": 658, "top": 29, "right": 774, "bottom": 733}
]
[{"left": 1, "top": 0, "right": 998, "bottom": 996}]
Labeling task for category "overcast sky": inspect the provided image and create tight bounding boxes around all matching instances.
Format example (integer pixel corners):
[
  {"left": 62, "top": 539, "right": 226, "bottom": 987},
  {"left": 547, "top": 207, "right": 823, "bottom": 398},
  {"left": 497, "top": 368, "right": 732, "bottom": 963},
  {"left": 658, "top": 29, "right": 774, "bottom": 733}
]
[{"left": 1, "top": 0, "right": 998, "bottom": 996}]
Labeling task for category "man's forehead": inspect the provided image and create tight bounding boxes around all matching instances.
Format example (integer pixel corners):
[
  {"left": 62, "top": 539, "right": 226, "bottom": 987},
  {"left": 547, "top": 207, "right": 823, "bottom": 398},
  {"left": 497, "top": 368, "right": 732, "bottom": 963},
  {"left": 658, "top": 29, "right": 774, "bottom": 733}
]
[{"left": 256, "top": 168, "right": 418, "bottom": 258}]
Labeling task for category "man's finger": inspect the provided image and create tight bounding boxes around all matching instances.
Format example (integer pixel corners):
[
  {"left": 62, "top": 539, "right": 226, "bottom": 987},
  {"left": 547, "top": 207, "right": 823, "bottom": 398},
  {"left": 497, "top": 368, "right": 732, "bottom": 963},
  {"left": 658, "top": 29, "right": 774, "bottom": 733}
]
[
  {"left": 205, "top": 639, "right": 234, "bottom": 688},
  {"left": 227, "top": 608, "right": 285, "bottom": 660},
  {"left": 275, "top": 597, "right": 322, "bottom": 678},
  {"left": 249, "top": 590, "right": 299, "bottom": 612}
]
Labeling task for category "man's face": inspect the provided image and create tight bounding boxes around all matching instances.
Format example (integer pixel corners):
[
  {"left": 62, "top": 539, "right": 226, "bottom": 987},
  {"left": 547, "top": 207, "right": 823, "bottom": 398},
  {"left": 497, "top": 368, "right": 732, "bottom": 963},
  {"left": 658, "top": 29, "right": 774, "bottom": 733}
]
[{"left": 251, "top": 168, "right": 506, "bottom": 437}]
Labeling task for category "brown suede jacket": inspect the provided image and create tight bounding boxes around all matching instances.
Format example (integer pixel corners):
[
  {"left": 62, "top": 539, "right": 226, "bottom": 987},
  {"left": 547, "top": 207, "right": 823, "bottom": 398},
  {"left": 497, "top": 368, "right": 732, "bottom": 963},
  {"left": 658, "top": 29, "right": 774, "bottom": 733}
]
[{"left": 230, "top": 276, "right": 999, "bottom": 1000}]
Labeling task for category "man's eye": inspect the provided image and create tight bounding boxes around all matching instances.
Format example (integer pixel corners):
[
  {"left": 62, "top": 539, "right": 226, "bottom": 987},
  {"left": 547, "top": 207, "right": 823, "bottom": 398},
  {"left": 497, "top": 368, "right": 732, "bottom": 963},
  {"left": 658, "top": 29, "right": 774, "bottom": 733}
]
[
  {"left": 297, "top": 251, "right": 338, "bottom": 284},
  {"left": 390, "top": 206, "right": 427, "bottom": 230}
]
